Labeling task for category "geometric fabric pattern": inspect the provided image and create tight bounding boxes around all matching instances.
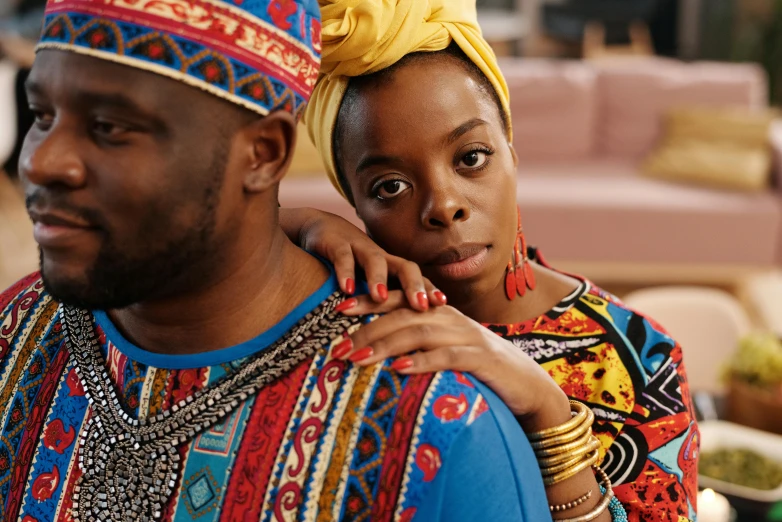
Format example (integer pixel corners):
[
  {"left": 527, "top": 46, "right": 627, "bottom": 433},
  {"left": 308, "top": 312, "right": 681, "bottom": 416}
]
[
  {"left": 38, "top": 0, "right": 322, "bottom": 118},
  {"left": 486, "top": 252, "right": 700, "bottom": 522}
]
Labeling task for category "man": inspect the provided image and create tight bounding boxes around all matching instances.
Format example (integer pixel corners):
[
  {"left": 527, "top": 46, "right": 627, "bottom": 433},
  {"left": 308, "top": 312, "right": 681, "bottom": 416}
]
[{"left": 0, "top": 0, "right": 551, "bottom": 520}]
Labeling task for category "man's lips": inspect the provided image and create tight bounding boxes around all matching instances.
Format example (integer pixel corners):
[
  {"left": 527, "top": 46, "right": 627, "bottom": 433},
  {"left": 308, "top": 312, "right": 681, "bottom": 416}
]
[
  {"left": 28, "top": 209, "right": 93, "bottom": 229},
  {"left": 28, "top": 209, "right": 98, "bottom": 248}
]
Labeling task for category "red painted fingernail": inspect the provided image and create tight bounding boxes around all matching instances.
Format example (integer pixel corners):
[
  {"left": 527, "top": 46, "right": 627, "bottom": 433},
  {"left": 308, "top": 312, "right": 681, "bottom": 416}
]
[
  {"left": 335, "top": 298, "right": 357, "bottom": 313},
  {"left": 349, "top": 346, "right": 374, "bottom": 362},
  {"left": 345, "top": 278, "right": 355, "bottom": 295},
  {"left": 433, "top": 290, "right": 447, "bottom": 305},
  {"left": 417, "top": 292, "right": 429, "bottom": 310},
  {"left": 377, "top": 283, "right": 389, "bottom": 301},
  {"left": 391, "top": 357, "right": 414, "bottom": 371},
  {"left": 332, "top": 338, "right": 353, "bottom": 359}
]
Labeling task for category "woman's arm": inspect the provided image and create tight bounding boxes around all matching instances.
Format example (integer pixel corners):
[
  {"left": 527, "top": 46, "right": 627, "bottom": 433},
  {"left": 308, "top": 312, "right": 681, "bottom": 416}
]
[{"left": 337, "top": 295, "right": 614, "bottom": 521}]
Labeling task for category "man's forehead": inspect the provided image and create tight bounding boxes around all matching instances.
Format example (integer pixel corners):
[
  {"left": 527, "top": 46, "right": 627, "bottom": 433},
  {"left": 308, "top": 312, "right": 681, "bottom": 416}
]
[{"left": 29, "top": 50, "right": 193, "bottom": 109}]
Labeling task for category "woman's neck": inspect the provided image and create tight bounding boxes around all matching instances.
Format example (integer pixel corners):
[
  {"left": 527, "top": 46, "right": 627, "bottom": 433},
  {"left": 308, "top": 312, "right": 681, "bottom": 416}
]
[{"left": 450, "top": 263, "right": 582, "bottom": 325}]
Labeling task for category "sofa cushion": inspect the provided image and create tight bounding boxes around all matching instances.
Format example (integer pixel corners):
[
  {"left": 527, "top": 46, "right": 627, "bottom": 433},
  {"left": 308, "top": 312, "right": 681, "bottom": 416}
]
[
  {"left": 500, "top": 59, "right": 598, "bottom": 160},
  {"left": 596, "top": 58, "right": 768, "bottom": 159},
  {"left": 517, "top": 159, "right": 781, "bottom": 265}
]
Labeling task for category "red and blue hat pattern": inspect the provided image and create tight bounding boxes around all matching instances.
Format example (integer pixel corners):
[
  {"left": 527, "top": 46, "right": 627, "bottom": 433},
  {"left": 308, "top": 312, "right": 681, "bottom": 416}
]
[{"left": 37, "top": 0, "right": 322, "bottom": 119}]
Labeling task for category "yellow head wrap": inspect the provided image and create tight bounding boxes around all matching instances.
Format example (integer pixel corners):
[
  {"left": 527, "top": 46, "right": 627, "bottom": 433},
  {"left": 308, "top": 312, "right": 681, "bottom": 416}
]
[{"left": 303, "top": 0, "right": 512, "bottom": 200}]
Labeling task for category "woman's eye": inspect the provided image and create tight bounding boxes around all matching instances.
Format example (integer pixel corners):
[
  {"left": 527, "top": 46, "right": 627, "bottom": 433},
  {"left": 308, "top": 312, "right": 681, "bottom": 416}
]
[
  {"left": 458, "top": 150, "right": 489, "bottom": 169},
  {"left": 375, "top": 179, "right": 411, "bottom": 200}
]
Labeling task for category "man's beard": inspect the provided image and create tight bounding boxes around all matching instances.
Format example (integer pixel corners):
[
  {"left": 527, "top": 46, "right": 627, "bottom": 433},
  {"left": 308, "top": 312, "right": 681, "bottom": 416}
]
[
  {"left": 40, "top": 212, "right": 217, "bottom": 310},
  {"left": 41, "top": 153, "right": 227, "bottom": 311}
]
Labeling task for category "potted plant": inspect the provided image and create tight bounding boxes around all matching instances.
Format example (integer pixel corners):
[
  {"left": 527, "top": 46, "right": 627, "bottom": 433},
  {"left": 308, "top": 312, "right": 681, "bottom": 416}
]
[{"left": 724, "top": 333, "right": 782, "bottom": 435}]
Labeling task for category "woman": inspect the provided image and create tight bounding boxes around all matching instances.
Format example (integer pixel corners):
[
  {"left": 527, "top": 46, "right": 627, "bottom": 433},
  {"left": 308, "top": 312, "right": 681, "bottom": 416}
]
[{"left": 282, "top": 1, "right": 699, "bottom": 521}]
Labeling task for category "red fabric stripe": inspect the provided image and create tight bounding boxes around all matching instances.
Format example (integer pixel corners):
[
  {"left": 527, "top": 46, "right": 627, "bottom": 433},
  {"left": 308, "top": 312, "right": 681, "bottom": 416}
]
[
  {"left": 218, "top": 359, "right": 311, "bottom": 520},
  {"left": 0, "top": 273, "right": 41, "bottom": 313},
  {"left": 5, "top": 343, "right": 71, "bottom": 519},
  {"left": 45, "top": 0, "right": 317, "bottom": 96},
  {"left": 371, "top": 373, "right": 435, "bottom": 522}
]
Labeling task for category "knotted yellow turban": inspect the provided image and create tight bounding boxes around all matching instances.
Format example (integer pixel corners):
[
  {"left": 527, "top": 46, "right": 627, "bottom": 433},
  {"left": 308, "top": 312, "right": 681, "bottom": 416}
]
[{"left": 303, "top": 0, "right": 512, "bottom": 200}]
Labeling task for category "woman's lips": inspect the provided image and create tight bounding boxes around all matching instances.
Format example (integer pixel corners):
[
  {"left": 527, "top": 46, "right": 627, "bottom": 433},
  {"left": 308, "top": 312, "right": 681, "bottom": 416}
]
[{"left": 426, "top": 245, "right": 491, "bottom": 280}]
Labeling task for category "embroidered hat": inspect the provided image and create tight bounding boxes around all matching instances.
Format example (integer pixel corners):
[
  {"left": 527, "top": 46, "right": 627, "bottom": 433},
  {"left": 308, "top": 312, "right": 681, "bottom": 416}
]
[{"left": 37, "top": 0, "right": 322, "bottom": 119}]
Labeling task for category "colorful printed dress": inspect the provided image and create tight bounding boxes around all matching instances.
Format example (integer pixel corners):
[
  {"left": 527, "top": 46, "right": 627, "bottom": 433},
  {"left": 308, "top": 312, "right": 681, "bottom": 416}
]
[
  {"left": 0, "top": 270, "right": 551, "bottom": 522},
  {"left": 486, "top": 252, "right": 700, "bottom": 522}
]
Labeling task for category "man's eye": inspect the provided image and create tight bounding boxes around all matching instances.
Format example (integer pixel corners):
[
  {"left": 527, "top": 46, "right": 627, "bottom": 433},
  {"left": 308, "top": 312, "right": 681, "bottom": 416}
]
[{"left": 92, "top": 119, "right": 129, "bottom": 137}]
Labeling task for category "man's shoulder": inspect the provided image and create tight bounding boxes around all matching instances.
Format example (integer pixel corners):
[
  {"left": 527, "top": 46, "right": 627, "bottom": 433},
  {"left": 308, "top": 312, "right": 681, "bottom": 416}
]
[
  {"left": 1, "top": 272, "right": 47, "bottom": 310},
  {"left": 383, "top": 368, "right": 537, "bottom": 517},
  {"left": 387, "top": 368, "right": 504, "bottom": 467}
]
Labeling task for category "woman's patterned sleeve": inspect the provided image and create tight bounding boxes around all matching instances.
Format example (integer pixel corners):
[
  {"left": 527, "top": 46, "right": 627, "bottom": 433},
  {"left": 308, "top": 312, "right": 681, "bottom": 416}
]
[{"left": 608, "top": 312, "right": 699, "bottom": 522}]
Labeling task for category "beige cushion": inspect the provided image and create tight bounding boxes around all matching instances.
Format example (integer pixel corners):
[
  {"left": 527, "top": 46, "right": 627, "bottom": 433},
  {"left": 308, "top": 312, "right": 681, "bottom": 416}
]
[
  {"left": 643, "top": 108, "right": 777, "bottom": 192},
  {"left": 597, "top": 59, "right": 768, "bottom": 158}
]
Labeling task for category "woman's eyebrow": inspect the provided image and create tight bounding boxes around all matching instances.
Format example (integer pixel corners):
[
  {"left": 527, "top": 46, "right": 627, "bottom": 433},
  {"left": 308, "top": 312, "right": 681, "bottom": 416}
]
[{"left": 443, "top": 118, "right": 487, "bottom": 146}]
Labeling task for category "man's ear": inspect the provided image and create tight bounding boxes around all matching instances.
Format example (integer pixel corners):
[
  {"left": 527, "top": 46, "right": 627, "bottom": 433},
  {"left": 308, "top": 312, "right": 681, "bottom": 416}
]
[{"left": 243, "top": 110, "right": 297, "bottom": 193}]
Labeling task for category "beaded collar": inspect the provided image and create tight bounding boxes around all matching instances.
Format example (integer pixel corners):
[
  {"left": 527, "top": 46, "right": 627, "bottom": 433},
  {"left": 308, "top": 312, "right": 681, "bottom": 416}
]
[{"left": 60, "top": 293, "right": 353, "bottom": 522}]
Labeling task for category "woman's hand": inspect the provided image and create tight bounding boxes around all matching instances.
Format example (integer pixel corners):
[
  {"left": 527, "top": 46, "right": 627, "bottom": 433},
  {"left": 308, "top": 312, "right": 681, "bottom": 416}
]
[
  {"left": 334, "top": 291, "right": 572, "bottom": 432},
  {"left": 282, "top": 207, "right": 446, "bottom": 311}
]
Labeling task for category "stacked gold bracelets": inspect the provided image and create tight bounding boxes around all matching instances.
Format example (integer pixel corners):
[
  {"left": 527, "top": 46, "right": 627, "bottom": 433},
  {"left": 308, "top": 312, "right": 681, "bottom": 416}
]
[{"left": 529, "top": 400, "right": 601, "bottom": 486}]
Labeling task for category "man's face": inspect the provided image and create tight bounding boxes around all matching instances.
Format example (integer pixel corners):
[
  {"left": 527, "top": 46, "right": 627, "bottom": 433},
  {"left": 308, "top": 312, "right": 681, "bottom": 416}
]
[{"left": 20, "top": 50, "right": 252, "bottom": 309}]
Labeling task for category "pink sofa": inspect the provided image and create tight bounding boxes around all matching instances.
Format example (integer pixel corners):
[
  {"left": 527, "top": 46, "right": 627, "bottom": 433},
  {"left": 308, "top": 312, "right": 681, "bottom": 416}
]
[{"left": 280, "top": 58, "right": 782, "bottom": 279}]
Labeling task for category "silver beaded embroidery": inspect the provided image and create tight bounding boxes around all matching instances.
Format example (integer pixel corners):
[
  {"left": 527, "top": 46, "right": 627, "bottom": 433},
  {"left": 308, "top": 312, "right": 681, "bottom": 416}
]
[{"left": 60, "top": 293, "right": 354, "bottom": 522}]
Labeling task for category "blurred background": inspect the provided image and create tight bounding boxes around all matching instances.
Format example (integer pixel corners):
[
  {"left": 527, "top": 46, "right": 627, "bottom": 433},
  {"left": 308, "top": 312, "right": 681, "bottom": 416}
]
[{"left": 2, "top": 1, "right": 782, "bottom": 520}]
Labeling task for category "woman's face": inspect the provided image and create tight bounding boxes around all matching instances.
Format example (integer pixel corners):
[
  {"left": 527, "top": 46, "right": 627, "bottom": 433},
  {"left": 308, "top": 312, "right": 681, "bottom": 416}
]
[{"left": 338, "top": 56, "right": 519, "bottom": 300}]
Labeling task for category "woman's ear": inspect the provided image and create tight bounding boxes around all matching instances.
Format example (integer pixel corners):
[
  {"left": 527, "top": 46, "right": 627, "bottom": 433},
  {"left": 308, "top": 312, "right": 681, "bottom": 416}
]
[
  {"left": 243, "top": 111, "right": 297, "bottom": 193},
  {"left": 508, "top": 141, "right": 519, "bottom": 169}
]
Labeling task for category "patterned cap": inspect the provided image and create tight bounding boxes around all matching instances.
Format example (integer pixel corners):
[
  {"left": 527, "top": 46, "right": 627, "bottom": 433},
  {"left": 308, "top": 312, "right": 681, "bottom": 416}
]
[{"left": 37, "top": 0, "right": 322, "bottom": 119}]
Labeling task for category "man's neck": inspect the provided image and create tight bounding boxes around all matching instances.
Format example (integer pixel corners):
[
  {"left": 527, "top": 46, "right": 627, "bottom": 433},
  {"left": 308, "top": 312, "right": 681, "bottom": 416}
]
[{"left": 106, "top": 229, "right": 330, "bottom": 356}]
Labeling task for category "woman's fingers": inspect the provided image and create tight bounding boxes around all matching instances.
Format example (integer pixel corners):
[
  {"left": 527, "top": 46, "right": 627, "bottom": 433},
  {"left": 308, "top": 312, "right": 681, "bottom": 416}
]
[
  {"left": 353, "top": 249, "right": 390, "bottom": 303},
  {"left": 386, "top": 257, "right": 447, "bottom": 310},
  {"left": 336, "top": 320, "right": 474, "bottom": 367},
  {"left": 335, "top": 307, "right": 477, "bottom": 363},
  {"left": 336, "top": 291, "right": 409, "bottom": 316},
  {"left": 386, "top": 256, "right": 431, "bottom": 311},
  {"left": 390, "top": 345, "right": 484, "bottom": 374},
  {"left": 424, "top": 278, "right": 447, "bottom": 307},
  {"left": 331, "top": 244, "right": 357, "bottom": 295}
]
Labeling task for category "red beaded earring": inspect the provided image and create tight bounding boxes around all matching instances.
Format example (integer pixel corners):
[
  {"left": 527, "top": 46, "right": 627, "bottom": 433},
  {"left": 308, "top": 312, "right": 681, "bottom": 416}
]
[{"left": 505, "top": 208, "right": 536, "bottom": 300}]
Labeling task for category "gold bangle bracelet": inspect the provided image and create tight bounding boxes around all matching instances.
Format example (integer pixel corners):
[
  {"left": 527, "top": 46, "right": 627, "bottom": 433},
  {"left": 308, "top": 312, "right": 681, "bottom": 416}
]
[
  {"left": 554, "top": 488, "right": 614, "bottom": 522},
  {"left": 539, "top": 437, "right": 601, "bottom": 468},
  {"left": 531, "top": 408, "right": 595, "bottom": 450},
  {"left": 543, "top": 436, "right": 600, "bottom": 467},
  {"left": 528, "top": 401, "right": 590, "bottom": 441},
  {"left": 543, "top": 450, "right": 600, "bottom": 486},
  {"left": 534, "top": 429, "right": 593, "bottom": 458},
  {"left": 542, "top": 448, "right": 599, "bottom": 480},
  {"left": 543, "top": 453, "right": 588, "bottom": 476}
]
